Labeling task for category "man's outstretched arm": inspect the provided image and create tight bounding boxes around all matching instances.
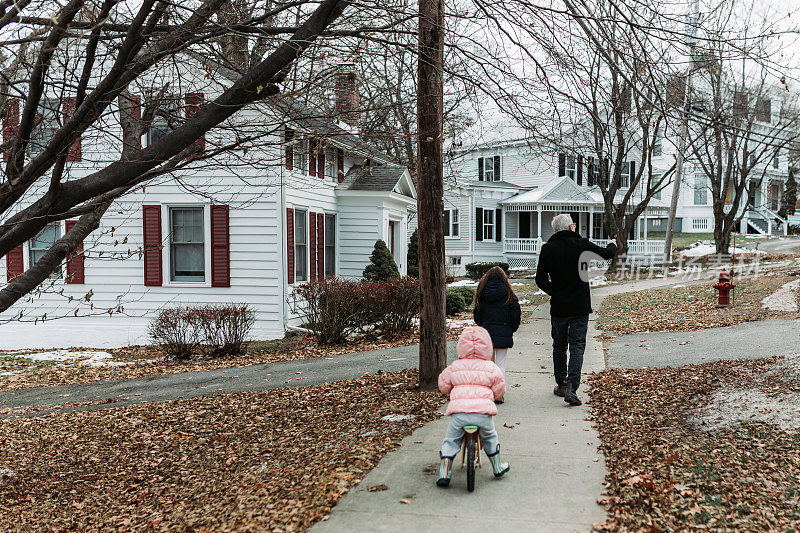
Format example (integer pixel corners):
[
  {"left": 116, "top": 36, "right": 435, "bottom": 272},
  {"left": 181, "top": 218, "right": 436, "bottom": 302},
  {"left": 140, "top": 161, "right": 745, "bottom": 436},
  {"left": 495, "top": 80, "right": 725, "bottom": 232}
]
[{"left": 583, "top": 238, "right": 618, "bottom": 260}]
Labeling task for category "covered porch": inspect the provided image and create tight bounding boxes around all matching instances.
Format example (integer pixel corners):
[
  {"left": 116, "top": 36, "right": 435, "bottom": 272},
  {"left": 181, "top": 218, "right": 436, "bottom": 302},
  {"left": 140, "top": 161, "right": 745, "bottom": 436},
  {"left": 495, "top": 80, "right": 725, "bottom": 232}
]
[{"left": 500, "top": 178, "right": 667, "bottom": 259}]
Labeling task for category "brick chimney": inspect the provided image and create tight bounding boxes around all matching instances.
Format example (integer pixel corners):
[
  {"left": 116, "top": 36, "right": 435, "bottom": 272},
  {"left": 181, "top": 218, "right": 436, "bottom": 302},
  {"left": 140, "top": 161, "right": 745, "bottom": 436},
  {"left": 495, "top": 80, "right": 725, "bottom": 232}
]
[{"left": 335, "top": 64, "right": 360, "bottom": 129}]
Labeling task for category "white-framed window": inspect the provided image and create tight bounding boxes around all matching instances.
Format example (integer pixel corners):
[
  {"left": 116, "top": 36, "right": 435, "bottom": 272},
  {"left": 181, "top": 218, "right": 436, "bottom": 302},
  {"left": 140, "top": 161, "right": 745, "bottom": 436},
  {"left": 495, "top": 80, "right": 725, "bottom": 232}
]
[
  {"left": 620, "top": 161, "right": 631, "bottom": 188},
  {"left": 483, "top": 209, "right": 495, "bottom": 240},
  {"left": 479, "top": 156, "right": 501, "bottom": 181},
  {"left": 147, "top": 96, "right": 180, "bottom": 147},
  {"left": 652, "top": 128, "right": 663, "bottom": 157},
  {"left": 294, "top": 209, "right": 308, "bottom": 282},
  {"left": 29, "top": 98, "right": 61, "bottom": 157},
  {"left": 448, "top": 256, "right": 462, "bottom": 265},
  {"left": 29, "top": 222, "right": 62, "bottom": 279},
  {"left": 693, "top": 171, "right": 707, "bottom": 205},
  {"left": 443, "top": 208, "right": 460, "bottom": 237},
  {"left": 169, "top": 207, "right": 205, "bottom": 282},
  {"left": 324, "top": 213, "right": 336, "bottom": 277},
  {"left": 773, "top": 154, "right": 780, "bottom": 169},
  {"left": 293, "top": 137, "right": 307, "bottom": 172},
  {"left": 692, "top": 218, "right": 709, "bottom": 231},
  {"left": 565, "top": 156, "right": 577, "bottom": 180}
]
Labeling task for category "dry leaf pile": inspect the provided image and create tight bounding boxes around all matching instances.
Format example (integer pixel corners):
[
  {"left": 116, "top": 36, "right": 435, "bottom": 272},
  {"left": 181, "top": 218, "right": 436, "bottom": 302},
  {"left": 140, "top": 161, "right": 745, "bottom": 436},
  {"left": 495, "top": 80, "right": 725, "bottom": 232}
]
[
  {"left": 0, "top": 369, "right": 441, "bottom": 531},
  {"left": 589, "top": 357, "right": 800, "bottom": 531},
  {"left": 0, "top": 324, "right": 468, "bottom": 393},
  {"left": 596, "top": 274, "right": 800, "bottom": 335}
]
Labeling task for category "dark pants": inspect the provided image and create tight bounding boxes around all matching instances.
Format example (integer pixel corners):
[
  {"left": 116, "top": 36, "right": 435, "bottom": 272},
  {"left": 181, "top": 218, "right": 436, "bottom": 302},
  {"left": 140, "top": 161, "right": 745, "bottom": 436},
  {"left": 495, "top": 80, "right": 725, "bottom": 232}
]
[{"left": 551, "top": 315, "right": 589, "bottom": 391}]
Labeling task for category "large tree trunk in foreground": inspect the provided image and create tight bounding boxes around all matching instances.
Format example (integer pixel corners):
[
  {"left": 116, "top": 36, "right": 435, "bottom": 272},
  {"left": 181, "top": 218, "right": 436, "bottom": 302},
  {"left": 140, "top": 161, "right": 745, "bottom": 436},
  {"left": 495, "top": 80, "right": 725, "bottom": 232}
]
[{"left": 417, "top": 0, "right": 446, "bottom": 389}]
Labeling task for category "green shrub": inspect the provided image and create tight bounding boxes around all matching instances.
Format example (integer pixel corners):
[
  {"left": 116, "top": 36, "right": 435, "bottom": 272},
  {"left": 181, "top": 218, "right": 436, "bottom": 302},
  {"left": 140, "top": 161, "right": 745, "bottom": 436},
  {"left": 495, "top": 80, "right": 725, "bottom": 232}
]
[
  {"left": 464, "top": 261, "right": 510, "bottom": 281},
  {"left": 449, "top": 286, "right": 476, "bottom": 307},
  {"left": 363, "top": 239, "right": 400, "bottom": 281},
  {"left": 445, "top": 290, "right": 466, "bottom": 316},
  {"left": 407, "top": 229, "right": 419, "bottom": 278}
]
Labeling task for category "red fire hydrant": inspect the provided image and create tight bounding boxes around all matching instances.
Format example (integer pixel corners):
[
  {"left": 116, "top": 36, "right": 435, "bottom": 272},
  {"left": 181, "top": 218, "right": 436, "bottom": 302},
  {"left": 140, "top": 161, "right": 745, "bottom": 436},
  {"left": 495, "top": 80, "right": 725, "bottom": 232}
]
[{"left": 713, "top": 270, "right": 735, "bottom": 308}]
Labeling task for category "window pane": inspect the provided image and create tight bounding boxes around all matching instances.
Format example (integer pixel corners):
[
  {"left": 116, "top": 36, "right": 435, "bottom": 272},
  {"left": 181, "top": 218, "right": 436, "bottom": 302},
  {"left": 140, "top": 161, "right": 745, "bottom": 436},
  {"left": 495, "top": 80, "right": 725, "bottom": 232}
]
[
  {"left": 294, "top": 210, "right": 307, "bottom": 281},
  {"left": 443, "top": 210, "right": 450, "bottom": 237},
  {"left": 325, "top": 214, "right": 336, "bottom": 277},
  {"left": 170, "top": 207, "right": 205, "bottom": 281}
]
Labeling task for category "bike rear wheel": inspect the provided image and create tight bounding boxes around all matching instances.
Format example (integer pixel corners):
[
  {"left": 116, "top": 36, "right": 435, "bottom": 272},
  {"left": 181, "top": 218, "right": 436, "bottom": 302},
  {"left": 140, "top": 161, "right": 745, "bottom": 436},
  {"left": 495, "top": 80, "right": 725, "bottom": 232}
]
[{"left": 466, "top": 436, "right": 476, "bottom": 492}]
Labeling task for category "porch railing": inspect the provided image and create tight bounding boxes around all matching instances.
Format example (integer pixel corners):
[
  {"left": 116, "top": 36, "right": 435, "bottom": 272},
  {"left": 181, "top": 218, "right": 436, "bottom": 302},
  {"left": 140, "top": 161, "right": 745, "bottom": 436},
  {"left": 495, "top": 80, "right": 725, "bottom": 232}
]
[{"left": 505, "top": 237, "right": 665, "bottom": 256}]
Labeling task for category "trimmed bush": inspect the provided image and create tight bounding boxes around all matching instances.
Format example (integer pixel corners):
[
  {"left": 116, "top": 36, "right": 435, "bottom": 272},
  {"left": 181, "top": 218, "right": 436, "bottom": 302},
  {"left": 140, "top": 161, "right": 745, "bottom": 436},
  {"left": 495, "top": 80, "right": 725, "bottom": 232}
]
[
  {"left": 196, "top": 304, "right": 255, "bottom": 357},
  {"left": 368, "top": 276, "right": 421, "bottom": 338},
  {"left": 445, "top": 290, "right": 466, "bottom": 316},
  {"left": 363, "top": 240, "right": 400, "bottom": 281},
  {"left": 464, "top": 261, "right": 510, "bottom": 281},
  {"left": 291, "top": 278, "right": 371, "bottom": 345},
  {"left": 449, "top": 286, "right": 476, "bottom": 307},
  {"left": 407, "top": 229, "right": 419, "bottom": 278},
  {"left": 149, "top": 307, "right": 201, "bottom": 360}
]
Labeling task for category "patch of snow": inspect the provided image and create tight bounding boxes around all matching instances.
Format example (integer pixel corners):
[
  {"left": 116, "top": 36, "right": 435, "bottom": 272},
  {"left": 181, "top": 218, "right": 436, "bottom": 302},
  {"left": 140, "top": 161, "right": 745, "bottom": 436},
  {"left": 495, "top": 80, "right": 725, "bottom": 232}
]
[
  {"left": 589, "top": 277, "right": 609, "bottom": 287},
  {"left": 0, "top": 468, "right": 14, "bottom": 478},
  {"left": 518, "top": 299, "right": 531, "bottom": 305},
  {"left": 381, "top": 414, "right": 416, "bottom": 422},
  {"left": 532, "top": 289, "right": 547, "bottom": 295},
  {"left": 0, "top": 370, "right": 22, "bottom": 377},
  {"left": 680, "top": 243, "right": 763, "bottom": 258},
  {"left": 252, "top": 460, "right": 270, "bottom": 473},
  {"left": 359, "top": 430, "right": 379, "bottom": 437},
  {"left": 448, "top": 279, "right": 478, "bottom": 287},
  {"left": 0, "top": 349, "right": 130, "bottom": 367},
  {"left": 689, "top": 387, "right": 800, "bottom": 432},
  {"left": 511, "top": 282, "right": 524, "bottom": 286},
  {"left": 761, "top": 279, "right": 800, "bottom": 312},
  {"left": 446, "top": 319, "right": 474, "bottom": 329},
  {"left": 509, "top": 266, "right": 528, "bottom": 271}
]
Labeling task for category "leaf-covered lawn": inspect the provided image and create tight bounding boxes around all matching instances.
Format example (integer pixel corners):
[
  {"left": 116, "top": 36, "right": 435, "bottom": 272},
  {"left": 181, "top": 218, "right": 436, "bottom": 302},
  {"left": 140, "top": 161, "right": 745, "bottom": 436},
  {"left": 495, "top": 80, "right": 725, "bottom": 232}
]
[
  {"left": 589, "top": 358, "right": 800, "bottom": 531},
  {"left": 0, "top": 370, "right": 442, "bottom": 531},
  {"left": 596, "top": 274, "right": 800, "bottom": 335}
]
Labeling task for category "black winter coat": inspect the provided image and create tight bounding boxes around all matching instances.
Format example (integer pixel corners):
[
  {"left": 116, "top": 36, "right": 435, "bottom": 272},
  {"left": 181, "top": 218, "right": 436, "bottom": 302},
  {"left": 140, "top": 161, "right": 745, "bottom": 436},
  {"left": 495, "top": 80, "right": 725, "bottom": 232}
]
[
  {"left": 472, "top": 279, "right": 522, "bottom": 349},
  {"left": 535, "top": 230, "right": 617, "bottom": 317}
]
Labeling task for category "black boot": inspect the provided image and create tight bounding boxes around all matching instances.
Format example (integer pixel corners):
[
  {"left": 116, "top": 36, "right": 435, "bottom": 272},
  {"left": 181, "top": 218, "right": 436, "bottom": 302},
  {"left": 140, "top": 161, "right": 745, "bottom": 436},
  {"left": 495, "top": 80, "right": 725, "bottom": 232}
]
[
  {"left": 564, "top": 382, "right": 582, "bottom": 406},
  {"left": 553, "top": 383, "right": 566, "bottom": 397}
]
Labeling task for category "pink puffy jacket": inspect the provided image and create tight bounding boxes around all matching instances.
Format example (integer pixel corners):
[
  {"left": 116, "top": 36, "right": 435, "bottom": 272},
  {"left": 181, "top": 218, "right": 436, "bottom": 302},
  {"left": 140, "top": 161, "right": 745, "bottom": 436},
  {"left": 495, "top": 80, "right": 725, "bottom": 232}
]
[{"left": 438, "top": 326, "right": 506, "bottom": 416}]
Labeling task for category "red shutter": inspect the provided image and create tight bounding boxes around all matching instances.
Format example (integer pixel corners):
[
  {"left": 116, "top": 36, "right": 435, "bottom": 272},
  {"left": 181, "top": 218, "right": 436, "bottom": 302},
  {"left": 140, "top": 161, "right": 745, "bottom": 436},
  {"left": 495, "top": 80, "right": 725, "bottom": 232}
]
[
  {"left": 309, "top": 211, "right": 317, "bottom": 281},
  {"left": 3, "top": 98, "right": 20, "bottom": 162},
  {"left": 285, "top": 128, "right": 294, "bottom": 170},
  {"left": 185, "top": 93, "right": 205, "bottom": 153},
  {"left": 5, "top": 245, "right": 23, "bottom": 282},
  {"left": 286, "top": 208, "right": 295, "bottom": 284},
  {"left": 62, "top": 97, "right": 82, "bottom": 161},
  {"left": 210, "top": 205, "right": 230, "bottom": 287},
  {"left": 142, "top": 205, "right": 162, "bottom": 286},
  {"left": 316, "top": 213, "right": 324, "bottom": 279},
  {"left": 308, "top": 139, "right": 317, "bottom": 176},
  {"left": 337, "top": 149, "right": 345, "bottom": 183},
  {"left": 318, "top": 148, "right": 326, "bottom": 180},
  {"left": 65, "top": 220, "right": 85, "bottom": 284},
  {"left": 123, "top": 94, "right": 142, "bottom": 151}
]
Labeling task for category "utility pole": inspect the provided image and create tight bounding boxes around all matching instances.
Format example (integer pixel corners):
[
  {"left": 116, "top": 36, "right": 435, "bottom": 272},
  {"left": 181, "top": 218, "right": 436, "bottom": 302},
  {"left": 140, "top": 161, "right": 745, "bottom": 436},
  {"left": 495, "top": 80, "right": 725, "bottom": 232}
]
[
  {"left": 417, "top": 0, "right": 447, "bottom": 388},
  {"left": 663, "top": 0, "right": 700, "bottom": 265}
]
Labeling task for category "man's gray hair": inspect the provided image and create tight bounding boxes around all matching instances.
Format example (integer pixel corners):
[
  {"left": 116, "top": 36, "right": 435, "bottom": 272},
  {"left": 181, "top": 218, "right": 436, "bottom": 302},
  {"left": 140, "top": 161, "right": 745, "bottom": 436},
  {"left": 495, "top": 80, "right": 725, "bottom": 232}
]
[{"left": 552, "top": 213, "right": 574, "bottom": 233}]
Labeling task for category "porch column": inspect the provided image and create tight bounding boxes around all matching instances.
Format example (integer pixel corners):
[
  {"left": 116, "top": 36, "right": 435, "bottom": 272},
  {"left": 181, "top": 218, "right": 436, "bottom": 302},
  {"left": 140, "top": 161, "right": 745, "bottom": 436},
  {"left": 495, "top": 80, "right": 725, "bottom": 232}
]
[
  {"left": 643, "top": 214, "right": 648, "bottom": 241},
  {"left": 589, "top": 207, "right": 594, "bottom": 239},
  {"left": 536, "top": 206, "right": 542, "bottom": 238}
]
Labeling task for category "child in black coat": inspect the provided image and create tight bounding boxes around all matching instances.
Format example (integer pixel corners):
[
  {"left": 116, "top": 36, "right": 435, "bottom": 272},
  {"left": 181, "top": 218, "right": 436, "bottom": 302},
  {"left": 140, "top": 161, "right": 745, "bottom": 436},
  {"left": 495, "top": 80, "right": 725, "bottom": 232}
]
[{"left": 473, "top": 266, "right": 522, "bottom": 402}]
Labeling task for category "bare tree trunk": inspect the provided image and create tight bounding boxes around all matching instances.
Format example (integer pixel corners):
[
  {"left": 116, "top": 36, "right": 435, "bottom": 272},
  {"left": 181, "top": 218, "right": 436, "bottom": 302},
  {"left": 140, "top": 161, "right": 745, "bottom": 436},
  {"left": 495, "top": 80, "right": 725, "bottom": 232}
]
[{"left": 417, "top": 0, "right": 446, "bottom": 389}]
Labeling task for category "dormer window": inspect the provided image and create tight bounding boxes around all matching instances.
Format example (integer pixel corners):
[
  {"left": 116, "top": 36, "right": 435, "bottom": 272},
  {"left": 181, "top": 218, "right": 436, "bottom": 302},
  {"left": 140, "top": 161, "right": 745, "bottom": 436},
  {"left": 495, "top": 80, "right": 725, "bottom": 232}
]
[{"left": 478, "top": 156, "right": 501, "bottom": 181}]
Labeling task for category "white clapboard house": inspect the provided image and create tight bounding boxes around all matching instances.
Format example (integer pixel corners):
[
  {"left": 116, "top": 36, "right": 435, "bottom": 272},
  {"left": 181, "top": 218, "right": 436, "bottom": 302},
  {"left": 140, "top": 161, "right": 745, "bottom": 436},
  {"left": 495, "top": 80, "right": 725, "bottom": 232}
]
[
  {"left": 442, "top": 140, "right": 668, "bottom": 275},
  {"left": 1, "top": 57, "right": 416, "bottom": 342}
]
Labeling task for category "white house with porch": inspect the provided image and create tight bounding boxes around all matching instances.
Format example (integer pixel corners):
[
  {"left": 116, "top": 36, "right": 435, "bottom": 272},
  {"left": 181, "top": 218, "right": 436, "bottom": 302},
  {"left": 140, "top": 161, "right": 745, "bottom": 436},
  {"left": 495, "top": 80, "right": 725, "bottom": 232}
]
[{"left": 442, "top": 140, "right": 668, "bottom": 275}]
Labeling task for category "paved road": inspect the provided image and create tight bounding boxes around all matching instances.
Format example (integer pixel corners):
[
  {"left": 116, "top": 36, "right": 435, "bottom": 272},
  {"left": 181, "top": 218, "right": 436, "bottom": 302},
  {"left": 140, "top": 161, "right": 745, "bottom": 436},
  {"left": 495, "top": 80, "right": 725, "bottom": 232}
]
[
  {"left": 0, "top": 342, "right": 457, "bottom": 418},
  {"left": 604, "top": 318, "right": 800, "bottom": 369}
]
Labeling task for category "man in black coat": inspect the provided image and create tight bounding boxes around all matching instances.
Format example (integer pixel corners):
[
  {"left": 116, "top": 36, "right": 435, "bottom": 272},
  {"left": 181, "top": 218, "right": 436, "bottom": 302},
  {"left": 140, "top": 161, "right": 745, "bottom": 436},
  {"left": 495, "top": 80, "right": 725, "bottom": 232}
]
[{"left": 535, "top": 213, "right": 617, "bottom": 406}]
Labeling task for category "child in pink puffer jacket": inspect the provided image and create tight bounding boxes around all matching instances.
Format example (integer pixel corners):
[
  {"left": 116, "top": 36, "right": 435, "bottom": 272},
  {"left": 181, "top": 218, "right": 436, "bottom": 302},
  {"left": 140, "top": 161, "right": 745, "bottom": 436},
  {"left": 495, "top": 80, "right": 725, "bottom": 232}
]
[{"left": 436, "top": 326, "right": 510, "bottom": 487}]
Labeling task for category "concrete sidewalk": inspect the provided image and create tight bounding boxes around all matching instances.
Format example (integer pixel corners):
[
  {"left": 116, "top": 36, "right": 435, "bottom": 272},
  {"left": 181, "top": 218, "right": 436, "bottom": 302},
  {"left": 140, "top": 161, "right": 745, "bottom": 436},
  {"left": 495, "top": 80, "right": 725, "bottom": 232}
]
[{"left": 313, "top": 302, "right": 608, "bottom": 533}]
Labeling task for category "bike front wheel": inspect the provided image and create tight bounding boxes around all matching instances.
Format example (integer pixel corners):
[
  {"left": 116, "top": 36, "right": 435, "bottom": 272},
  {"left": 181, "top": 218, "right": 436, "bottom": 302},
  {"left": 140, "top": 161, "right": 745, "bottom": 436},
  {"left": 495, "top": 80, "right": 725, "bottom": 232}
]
[{"left": 466, "top": 437, "right": 476, "bottom": 492}]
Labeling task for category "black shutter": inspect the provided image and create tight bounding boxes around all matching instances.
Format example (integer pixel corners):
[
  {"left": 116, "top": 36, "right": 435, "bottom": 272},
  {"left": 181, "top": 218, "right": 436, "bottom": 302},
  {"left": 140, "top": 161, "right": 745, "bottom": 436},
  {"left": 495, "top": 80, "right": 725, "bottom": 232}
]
[
  {"left": 588, "top": 158, "right": 595, "bottom": 186},
  {"left": 443, "top": 210, "right": 450, "bottom": 237},
  {"left": 603, "top": 158, "right": 610, "bottom": 188},
  {"left": 495, "top": 208, "right": 502, "bottom": 241},
  {"left": 577, "top": 155, "right": 583, "bottom": 185},
  {"left": 478, "top": 157, "right": 484, "bottom": 181},
  {"left": 494, "top": 155, "right": 501, "bottom": 181},
  {"left": 558, "top": 153, "right": 566, "bottom": 177},
  {"left": 475, "top": 207, "right": 483, "bottom": 241},
  {"left": 629, "top": 161, "right": 636, "bottom": 186}
]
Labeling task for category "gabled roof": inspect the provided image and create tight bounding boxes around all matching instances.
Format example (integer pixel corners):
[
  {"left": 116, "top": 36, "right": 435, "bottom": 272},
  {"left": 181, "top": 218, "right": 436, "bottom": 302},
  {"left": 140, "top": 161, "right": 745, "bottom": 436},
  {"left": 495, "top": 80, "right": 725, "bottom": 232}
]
[
  {"left": 337, "top": 164, "right": 416, "bottom": 199},
  {"left": 502, "top": 176, "right": 599, "bottom": 205}
]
